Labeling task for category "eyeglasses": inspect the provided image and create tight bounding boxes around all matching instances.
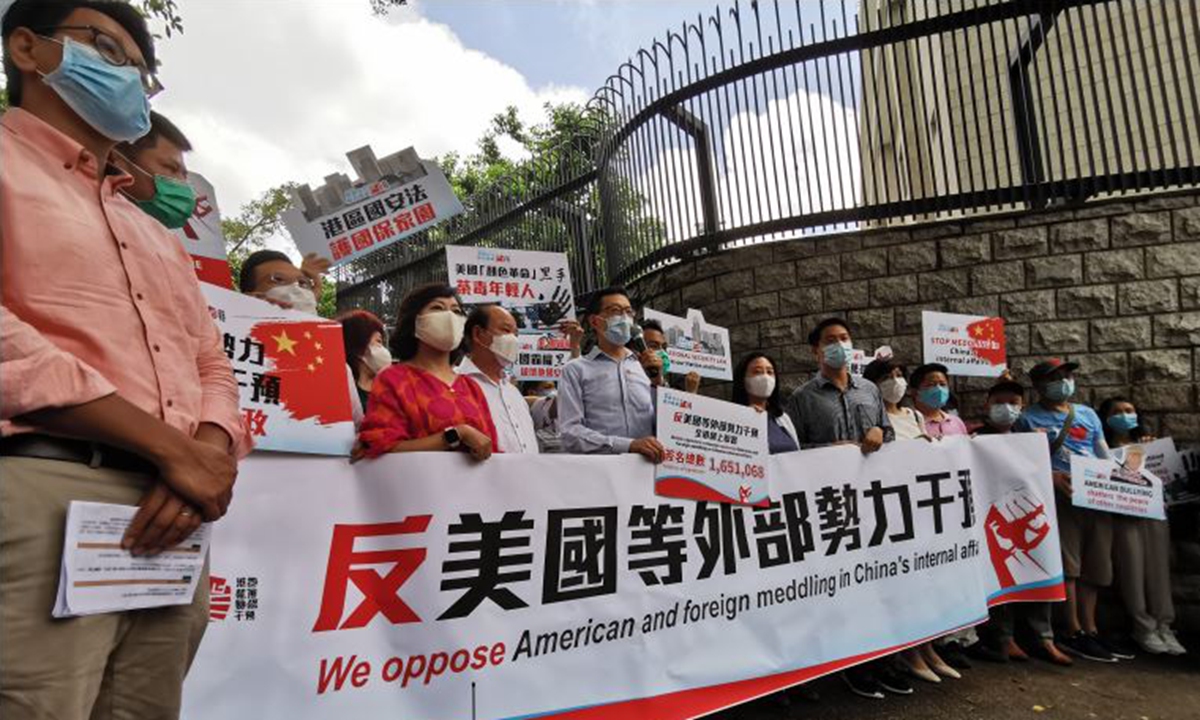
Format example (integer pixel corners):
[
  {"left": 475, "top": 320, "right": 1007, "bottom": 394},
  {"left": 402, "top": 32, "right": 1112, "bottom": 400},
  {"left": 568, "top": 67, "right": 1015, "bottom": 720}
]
[
  {"left": 600, "top": 306, "right": 635, "bottom": 318},
  {"left": 265, "top": 272, "right": 316, "bottom": 291},
  {"left": 39, "top": 25, "right": 164, "bottom": 97}
]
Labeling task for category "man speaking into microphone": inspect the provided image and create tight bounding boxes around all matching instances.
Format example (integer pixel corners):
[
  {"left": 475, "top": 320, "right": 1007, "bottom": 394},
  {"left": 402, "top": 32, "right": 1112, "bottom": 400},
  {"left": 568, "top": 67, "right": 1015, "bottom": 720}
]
[{"left": 558, "top": 286, "right": 663, "bottom": 462}]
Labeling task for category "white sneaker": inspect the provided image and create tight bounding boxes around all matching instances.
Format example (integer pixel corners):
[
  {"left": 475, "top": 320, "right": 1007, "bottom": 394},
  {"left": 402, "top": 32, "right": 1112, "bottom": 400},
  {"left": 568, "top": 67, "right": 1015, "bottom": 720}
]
[
  {"left": 1158, "top": 628, "right": 1187, "bottom": 656},
  {"left": 1134, "top": 631, "right": 1169, "bottom": 655}
]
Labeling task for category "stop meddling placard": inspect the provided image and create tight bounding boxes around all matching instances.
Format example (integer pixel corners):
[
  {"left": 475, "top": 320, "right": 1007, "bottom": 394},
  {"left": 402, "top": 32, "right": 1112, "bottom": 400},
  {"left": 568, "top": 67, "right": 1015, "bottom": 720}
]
[{"left": 922, "top": 311, "right": 1007, "bottom": 377}]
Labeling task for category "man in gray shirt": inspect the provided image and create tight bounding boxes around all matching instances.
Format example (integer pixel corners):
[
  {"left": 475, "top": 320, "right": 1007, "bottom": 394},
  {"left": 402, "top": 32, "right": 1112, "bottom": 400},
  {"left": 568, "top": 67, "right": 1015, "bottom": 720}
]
[
  {"left": 785, "top": 317, "right": 892, "bottom": 453},
  {"left": 559, "top": 287, "right": 664, "bottom": 461}
]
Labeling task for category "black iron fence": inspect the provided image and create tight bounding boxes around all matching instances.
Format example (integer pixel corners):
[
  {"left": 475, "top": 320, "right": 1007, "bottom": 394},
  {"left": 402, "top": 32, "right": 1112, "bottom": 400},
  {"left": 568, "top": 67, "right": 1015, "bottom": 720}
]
[{"left": 337, "top": 0, "right": 1200, "bottom": 319}]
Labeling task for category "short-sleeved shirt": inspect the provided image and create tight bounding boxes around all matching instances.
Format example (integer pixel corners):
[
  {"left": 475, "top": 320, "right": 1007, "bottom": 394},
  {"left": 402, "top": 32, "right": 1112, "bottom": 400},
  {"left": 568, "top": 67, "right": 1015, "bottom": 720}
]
[
  {"left": 358, "top": 364, "right": 498, "bottom": 458},
  {"left": 922, "top": 411, "right": 969, "bottom": 438},
  {"left": 888, "top": 407, "right": 926, "bottom": 440},
  {"left": 1014, "top": 403, "right": 1108, "bottom": 472}
]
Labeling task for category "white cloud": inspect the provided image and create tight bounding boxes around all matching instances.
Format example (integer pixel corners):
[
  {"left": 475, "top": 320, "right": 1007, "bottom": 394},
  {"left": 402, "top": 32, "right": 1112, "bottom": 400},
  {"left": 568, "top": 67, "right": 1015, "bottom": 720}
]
[{"left": 151, "top": 0, "right": 589, "bottom": 254}]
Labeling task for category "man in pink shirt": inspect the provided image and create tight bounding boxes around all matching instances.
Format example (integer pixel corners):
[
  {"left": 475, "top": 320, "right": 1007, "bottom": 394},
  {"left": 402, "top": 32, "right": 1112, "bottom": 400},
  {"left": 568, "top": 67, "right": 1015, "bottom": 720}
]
[{"left": 1, "top": 2, "right": 248, "bottom": 717}]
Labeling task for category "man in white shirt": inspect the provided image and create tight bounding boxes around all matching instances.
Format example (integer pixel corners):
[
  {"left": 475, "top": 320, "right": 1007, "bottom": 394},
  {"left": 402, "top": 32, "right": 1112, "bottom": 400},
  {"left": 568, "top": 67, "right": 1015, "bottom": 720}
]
[{"left": 459, "top": 305, "right": 539, "bottom": 454}]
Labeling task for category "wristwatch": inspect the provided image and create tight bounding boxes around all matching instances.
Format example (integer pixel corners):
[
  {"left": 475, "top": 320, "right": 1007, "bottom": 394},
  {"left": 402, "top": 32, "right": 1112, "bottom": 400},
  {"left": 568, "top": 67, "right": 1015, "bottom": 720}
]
[{"left": 443, "top": 427, "right": 462, "bottom": 450}]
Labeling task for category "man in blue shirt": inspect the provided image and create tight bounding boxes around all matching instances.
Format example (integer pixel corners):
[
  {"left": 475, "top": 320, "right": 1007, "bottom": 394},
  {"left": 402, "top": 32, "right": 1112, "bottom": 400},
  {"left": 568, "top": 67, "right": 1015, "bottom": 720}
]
[
  {"left": 559, "top": 287, "right": 663, "bottom": 460},
  {"left": 1014, "top": 359, "right": 1118, "bottom": 663}
]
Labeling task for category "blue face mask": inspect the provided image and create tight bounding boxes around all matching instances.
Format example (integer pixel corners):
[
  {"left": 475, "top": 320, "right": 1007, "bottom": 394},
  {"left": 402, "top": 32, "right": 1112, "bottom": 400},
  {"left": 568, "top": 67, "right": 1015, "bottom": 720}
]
[
  {"left": 604, "top": 315, "right": 633, "bottom": 346},
  {"left": 919, "top": 385, "right": 951, "bottom": 410},
  {"left": 822, "top": 341, "right": 853, "bottom": 369},
  {"left": 40, "top": 37, "right": 151, "bottom": 142},
  {"left": 1043, "top": 378, "right": 1076, "bottom": 403},
  {"left": 1107, "top": 413, "right": 1139, "bottom": 433}
]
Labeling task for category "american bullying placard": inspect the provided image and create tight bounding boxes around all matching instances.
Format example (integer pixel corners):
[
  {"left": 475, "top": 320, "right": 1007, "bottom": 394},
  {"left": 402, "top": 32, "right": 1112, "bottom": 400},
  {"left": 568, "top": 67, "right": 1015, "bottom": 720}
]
[
  {"left": 200, "top": 285, "right": 355, "bottom": 456},
  {"left": 182, "top": 435, "right": 1062, "bottom": 720},
  {"left": 1071, "top": 454, "right": 1166, "bottom": 520},
  {"left": 922, "top": 311, "right": 1007, "bottom": 377},
  {"left": 655, "top": 388, "right": 770, "bottom": 506}
]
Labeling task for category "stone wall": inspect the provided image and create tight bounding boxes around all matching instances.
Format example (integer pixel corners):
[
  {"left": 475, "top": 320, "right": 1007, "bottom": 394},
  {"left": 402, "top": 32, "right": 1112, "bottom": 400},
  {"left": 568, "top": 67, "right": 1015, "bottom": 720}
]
[
  {"left": 629, "top": 192, "right": 1200, "bottom": 445},
  {"left": 629, "top": 190, "right": 1200, "bottom": 632}
]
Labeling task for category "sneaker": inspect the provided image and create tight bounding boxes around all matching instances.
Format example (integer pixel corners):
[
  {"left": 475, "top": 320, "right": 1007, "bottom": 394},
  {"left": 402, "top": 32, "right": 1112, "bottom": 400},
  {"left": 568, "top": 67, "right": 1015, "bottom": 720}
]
[
  {"left": 939, "top": 642, "right": 973, "bottom": 670},
  {"left": 1059, "top": 632, "right": 1117, "bottom": 663},
  {"left": 875, "top": 664, "right": 915, "bottom": 696},
  {"left": 1094, "top": 634, "right": 1136, "bottom": 661},
  {"left": 842, "top": 669, "right": 886, "bottom": 700},
  {"left": 1158, "top": 627, "right": 1188, "bottom": 656},
  {"left": 1134, "top": 631, "right": 1169, "bottom": 655}
]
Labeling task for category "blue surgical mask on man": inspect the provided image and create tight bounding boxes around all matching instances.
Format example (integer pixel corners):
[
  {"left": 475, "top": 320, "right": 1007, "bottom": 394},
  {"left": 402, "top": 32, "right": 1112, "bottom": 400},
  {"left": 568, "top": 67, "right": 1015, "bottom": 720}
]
[
  {"left": 1107, "top": 412, "right": 1139, "bottom": 433},
  {"left": 919, "top": 385, "right": 951, "bottom": 410},
  {"left": 604, "top": 315, "right": 633, "bottom": 346},
  {"left": 822, "top": 341, "right": 853, "bottom": 369},
  {"left": 39, "top": 37, "right": 151, "bottom": 142},
  {"left": 1043, "top": 378, "right": 1076, "bottom": 402}
]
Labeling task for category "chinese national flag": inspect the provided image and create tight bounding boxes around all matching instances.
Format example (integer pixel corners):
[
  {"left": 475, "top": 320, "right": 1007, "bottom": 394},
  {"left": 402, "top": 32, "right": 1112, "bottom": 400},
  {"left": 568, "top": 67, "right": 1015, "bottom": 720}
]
[
  {"left": 967, "top": 316, "right": 1007, "bottom": 367},
  {"left": 249, "top": 321, "right": 352, "bottom": 425}
]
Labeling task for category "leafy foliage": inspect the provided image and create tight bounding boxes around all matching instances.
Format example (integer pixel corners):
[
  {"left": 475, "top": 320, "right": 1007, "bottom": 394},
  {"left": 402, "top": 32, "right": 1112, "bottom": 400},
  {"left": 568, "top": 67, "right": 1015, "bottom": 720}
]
[{"left": 220, "top": 184, "right": 297, "bottom": 261}]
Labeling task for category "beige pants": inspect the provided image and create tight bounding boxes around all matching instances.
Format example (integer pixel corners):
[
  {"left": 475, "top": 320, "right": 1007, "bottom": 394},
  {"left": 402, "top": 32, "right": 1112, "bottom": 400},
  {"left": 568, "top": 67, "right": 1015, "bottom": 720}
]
[
  {"left": 0, "top": 457, "right": 209, "bottom": 720},
  {"left": 1113, "top": 514, "right": 1174, "bottom": 637}
]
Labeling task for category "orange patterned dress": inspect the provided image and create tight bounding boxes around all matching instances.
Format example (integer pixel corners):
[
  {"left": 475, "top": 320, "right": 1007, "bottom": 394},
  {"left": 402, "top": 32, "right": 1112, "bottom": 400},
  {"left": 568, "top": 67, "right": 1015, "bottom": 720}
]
[{"left": 358, "top": 364, "right": 499, "bottom": 458}]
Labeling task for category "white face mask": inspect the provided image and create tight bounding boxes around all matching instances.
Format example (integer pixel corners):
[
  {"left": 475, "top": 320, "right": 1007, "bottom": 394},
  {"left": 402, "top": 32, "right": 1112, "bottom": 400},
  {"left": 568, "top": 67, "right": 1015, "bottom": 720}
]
[
  {"left": 264, "top": 283, "right": 318, "bottom": 315},
  {"left": 878, "top": 377, "right": 908, "bottom": 405},
  {"left": 415, "top": 310, "right": 466, "bottom": 352},
  {"left": 362, "top": 344, "right": 392, "bottom": 375},
  {"left": 488, "top": 332, "right": 520, "bottom": 367},
  {"left": 745, "top": 374, "right": 776, "bottom": 399}
]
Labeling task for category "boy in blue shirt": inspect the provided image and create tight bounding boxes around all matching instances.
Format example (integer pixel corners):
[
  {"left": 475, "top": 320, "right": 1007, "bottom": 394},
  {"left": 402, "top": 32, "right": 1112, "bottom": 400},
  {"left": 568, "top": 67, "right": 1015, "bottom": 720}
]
[{"left": 1015, "top": 359, "right": 1119, "bottom": 663}]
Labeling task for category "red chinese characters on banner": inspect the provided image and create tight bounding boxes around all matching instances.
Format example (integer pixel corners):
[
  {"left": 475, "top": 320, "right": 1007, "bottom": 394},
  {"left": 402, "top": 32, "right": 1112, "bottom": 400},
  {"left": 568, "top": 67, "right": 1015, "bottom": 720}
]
[{"left": 248, "top": 321, "right": 353, "bottom": 425}]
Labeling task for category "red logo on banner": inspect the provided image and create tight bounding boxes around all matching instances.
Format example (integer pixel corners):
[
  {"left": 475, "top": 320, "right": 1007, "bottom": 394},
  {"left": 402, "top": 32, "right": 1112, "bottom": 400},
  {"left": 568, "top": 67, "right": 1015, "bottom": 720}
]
[
  {"left": 966, "top": 317, "right": 1006, "bottom": 366},
  {"left": 250, "top": 321, "right": 351, "bottom": 425},
  {"left": 312, "top": 517, "right": 432, "bottom": 632},
  {"left": 209, "top": 576, "right": 232, "bottom": 621},
  {"left": 984, "top": 499, "right": 1051, "bottom": 588}
]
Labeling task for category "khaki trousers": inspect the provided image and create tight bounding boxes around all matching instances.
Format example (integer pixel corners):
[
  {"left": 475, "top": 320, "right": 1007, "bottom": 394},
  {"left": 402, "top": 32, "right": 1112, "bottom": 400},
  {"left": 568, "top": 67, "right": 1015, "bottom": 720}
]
[
  {"left": 1113, "top": 514, "right": 1174, "bottom": 637},
  {"left": 0, "top": 457, "right": 209, "bottom": 720}
]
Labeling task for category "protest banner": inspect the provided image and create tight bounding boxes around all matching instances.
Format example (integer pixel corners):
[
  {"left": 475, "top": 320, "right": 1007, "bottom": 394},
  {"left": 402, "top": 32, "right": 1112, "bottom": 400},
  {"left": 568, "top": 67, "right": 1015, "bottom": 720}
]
[
  {"left": 655, "top": 388, "right": 770, "bottom": 507},
  {"left": 922, "top": 311, "right": 1007, "bottom": 377},
  {"left": 201, "top": 285, "right": 355, "bottom": 456},
  {"left": 643, "top": 308, "right": 733, "bottom": 381},
  {"left": 1071, "top": 454, "right": 1166, "bottom": 521},
  {"left": 283, "top": 150, "right": 463, "bottom": 268},
  {"left": 446, "top": 245, "right": 576, "bottom": 382},
  {"left": 172, "top": 172, "right": 232, "bottom": 289},
  {"left": 182, "top": 434, "right": 1061, "bottom": 720}
]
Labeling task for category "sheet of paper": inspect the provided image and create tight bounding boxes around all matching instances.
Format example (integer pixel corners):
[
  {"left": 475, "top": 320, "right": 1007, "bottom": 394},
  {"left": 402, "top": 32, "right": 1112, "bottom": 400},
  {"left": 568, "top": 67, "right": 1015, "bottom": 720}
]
[{"left": 53, "top": 501, "right": 211, "bottom": 618}]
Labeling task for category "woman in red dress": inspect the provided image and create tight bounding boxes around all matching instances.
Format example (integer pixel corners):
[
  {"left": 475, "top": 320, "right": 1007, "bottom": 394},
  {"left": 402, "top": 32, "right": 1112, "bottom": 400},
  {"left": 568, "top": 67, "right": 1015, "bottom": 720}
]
[{"left": 356, "top": 283, "right": 497, "bottom": 461}]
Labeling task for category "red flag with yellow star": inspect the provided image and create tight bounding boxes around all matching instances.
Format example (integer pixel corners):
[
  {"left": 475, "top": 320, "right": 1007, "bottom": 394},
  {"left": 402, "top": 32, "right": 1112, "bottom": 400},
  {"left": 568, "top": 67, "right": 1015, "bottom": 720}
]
[
  {"left": 249, "top": 321, "right": 352, "bottom": 425},
  {"left": 966, "top": 316, "right": 1006, "bottom": 367}
]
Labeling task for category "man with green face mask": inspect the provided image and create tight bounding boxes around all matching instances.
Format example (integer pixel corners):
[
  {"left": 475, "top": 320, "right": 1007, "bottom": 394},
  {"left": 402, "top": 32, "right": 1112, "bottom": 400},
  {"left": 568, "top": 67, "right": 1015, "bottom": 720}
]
[{"left": 112, "top": 110, "right": 196, "bottom": 229}]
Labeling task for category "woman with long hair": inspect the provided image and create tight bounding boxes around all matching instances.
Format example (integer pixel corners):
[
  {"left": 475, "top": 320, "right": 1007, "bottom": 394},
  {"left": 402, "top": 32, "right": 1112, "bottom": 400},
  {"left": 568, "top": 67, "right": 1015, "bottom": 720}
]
[
  {"left": 338, "top": 309, "right": 389, "bottom": 411},
  {"left": 730, "top": 352, "right": 797, "bottom": 454}
]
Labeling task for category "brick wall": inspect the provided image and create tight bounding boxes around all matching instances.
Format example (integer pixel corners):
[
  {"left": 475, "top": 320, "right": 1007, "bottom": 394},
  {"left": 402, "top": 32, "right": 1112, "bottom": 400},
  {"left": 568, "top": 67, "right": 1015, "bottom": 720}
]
[{"left": 629, "top": 192, "right": 1200, "bottom": 445}]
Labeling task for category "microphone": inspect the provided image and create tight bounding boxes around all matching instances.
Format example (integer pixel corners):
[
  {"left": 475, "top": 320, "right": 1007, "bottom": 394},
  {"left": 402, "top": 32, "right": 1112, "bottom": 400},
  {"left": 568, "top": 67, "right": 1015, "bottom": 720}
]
[
  {"left": 628, "top": 324, "right": 659, "bottom": 379},
  {"left": 628, "top": 323, "right": 647, "bottom": 354}
]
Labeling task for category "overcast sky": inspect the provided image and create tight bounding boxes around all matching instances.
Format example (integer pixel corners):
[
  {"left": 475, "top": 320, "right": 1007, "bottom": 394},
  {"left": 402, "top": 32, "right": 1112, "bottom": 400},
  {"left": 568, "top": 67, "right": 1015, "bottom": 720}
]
[{"left": 150, "top": 0, "right": 710, "bottom": 222}]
